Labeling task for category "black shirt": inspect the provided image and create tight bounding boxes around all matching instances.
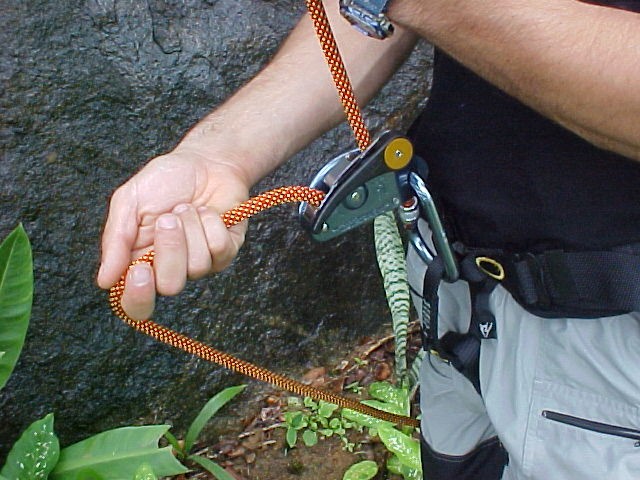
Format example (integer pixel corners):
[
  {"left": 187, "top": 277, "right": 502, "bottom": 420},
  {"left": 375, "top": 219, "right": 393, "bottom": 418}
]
[{"left": 409, "top": 1, "right": 640, "bottom": 253}]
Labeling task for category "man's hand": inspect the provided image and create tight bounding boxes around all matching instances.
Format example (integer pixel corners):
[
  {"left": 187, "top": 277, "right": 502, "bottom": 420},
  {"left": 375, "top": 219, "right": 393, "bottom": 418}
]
[{"left": 97, "top": 148, "right": 250, "bottom": 321}]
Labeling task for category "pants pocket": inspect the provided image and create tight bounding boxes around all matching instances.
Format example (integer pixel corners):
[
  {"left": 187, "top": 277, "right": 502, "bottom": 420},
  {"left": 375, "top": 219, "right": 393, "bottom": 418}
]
[{"left": 524, "top": 380, "right": 640, "bottom": 479}]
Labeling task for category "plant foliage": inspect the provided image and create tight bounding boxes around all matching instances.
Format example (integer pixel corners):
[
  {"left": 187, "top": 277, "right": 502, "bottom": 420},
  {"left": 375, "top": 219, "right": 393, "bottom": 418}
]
[
  {"left": 188, "top": 455, "right": 237, "bottom": 480},
  {"left": 183, "top": 385, "right": 246, "bottom": 454},
  {"left": 0, "top": 224, "right": 33, "bottom": 390},
  {"left": 50, "top": 425, "right": 187, "bottom": 479},
  {"left": 342, "top": 382, "right": 421, "bottom": 479},
  {"left": 166, "top": 385, "right": 246, "bottom": 478},
  {"left": 284, "top": 397, "right": 357, "bottom": 452},
  {"left": 133, "top": 463, "right": 158, "bottom": 480},
  {"left": 0, "top": 413, "right": 59, "bottom": 480},
  {"left": 374, "top": 212, "right": 411, "bottom": 384},
  {"left": 343, "top": 460, "right": 378, "bottom": 480}
]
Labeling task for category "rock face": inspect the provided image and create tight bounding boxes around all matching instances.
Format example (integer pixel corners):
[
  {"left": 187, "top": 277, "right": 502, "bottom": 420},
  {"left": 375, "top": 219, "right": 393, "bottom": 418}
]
[{"left": 0, "top": 0, "right": 432, "bottom": 455}]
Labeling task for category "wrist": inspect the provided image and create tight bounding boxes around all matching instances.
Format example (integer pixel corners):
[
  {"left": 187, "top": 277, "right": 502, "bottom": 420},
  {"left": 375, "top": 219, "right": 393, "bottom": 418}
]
[
  {"left": 175, "top": 113, "right": 284, "bottom": 189},
  {"left": 387, "top": 0, "right": 460, "bottom": 40}
]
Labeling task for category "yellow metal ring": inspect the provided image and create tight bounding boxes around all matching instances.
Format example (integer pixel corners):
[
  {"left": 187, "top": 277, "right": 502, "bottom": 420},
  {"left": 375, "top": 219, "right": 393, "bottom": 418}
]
[
  {"left": 475, "top": 256, "right": 505, "bottom": 281},
  {"left": 383, "top": 137, "right": 413, "bottom": 170}
]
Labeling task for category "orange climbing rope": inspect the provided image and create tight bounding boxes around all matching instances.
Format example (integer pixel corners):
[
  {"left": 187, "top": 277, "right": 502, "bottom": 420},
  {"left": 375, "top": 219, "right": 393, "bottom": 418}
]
[
  {"left": 109, "top": 0, "right": 418, "bottom": 427},
  {"left": 305, "top": 0, "right": 371, "bottom": 150}
]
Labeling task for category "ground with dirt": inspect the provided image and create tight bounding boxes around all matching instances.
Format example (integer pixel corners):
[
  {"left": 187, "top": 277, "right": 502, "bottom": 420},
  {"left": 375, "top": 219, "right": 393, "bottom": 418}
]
[{"left": 174, "top": 326, "right": 423, "bottom": 480}]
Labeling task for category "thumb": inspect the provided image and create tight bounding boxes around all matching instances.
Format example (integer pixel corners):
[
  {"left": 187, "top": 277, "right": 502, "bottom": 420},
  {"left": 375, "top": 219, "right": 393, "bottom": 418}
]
[{"left": 98, "top": 187, "right": 141, "bottom": 289}]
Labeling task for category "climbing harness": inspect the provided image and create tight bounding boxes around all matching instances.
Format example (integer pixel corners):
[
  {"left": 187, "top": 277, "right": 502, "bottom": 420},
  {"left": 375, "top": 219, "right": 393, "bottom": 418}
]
[{"left": 109, "top": 0, "right": 419, "bottom": 428}]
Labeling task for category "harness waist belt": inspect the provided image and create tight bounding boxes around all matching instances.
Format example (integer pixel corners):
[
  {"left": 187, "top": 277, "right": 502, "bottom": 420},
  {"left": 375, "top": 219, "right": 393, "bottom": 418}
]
[{"left": 495, "top": 247, "right": 640, "bottom": 318}]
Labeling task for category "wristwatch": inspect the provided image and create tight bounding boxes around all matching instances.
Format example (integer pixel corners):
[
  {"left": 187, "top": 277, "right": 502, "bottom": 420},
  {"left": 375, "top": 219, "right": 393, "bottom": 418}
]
[{"left": 339, "top": 0, "right": 395, "bottom": 39}]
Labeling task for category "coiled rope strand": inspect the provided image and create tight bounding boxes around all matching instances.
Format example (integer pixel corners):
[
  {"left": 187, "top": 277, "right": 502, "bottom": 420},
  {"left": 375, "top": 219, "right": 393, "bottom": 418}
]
[{"left": 110, "top": 187, "right": 418, "bottom": 427}]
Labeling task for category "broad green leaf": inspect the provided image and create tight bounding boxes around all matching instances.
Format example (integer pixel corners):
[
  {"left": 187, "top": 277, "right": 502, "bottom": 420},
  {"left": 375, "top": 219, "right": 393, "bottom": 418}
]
[
  {"left": 0, "top": 413, "right": 59, "bottom": 480},
  {"left": 342, "top": 460, "right": 378, "bottom": 480},
  {"left": 51, "top": 425, "right": 187, "bottom": 479},
  {"left": 362, "top": 398, "right": 406, "bottom": 416},
  {"left": 377, "top": 426, "right": 421, "bottom": 472},
  {"left": 302, "top": 430, "right": 317, "bottom": 447},
  {"left": 133, "top": 463, "right": 157, "bottom": 480},
  {"left": 341, "top": 408, "right": 395, "bottom": 430},
  {"left": 317, "top": 401, "right": 338, "bottom": 418},
  {"left": 184, "top": 385, "right": 246, "bottom": 454},
  {"left": 188, "top": 455, "right": 236, "bottom": 480},
  {"left": 286, "top": 427, "right": 297, "bottom": 448},
  {"left": 387, "top": 455, "right": 422, "bottom": 480},
  {"left": 0, "top": 224, "right": 33, "bottom": 390},
  {"left": 368, "top": 382, "right": 409, "bottom": 412}
]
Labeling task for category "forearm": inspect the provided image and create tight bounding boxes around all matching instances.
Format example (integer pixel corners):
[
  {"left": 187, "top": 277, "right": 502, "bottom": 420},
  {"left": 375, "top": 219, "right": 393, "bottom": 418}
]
[
  {"left": 179, "top": 1, "right": 417, "bottom": 187},
  {"left": 389, "top": 0, "right": 640, "bottom": 160}
]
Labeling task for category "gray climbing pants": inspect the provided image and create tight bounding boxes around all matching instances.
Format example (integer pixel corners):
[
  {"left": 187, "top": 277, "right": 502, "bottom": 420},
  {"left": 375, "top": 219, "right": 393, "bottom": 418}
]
[{"left": 407, "top": 243, "right": 640, "bottom": 479}]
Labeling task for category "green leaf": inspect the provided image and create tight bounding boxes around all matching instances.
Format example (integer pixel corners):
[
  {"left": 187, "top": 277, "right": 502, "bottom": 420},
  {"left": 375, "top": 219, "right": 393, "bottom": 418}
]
[
  {"left": 329, "top": 417, "right": 342, "bottom": 429},
  {"left": 188, "top": 455, "right": 236, "bottom": 480},
  {"left": 377, "top": 426, "right": 421, "bottom": 472},
  {"left": 0, "top": 224, "right": 33, "bottom": 390},
  {"left": 341, "top": 408, "right": 395, "bottom": 430},
  {"left": 50, "top": 425, "right": 187, "bottom": 479},
  {"left": 286, "top": 427, "right": 297, "bottom": 448},
  {"left": 0, "top": 413, "right": 59, "bottom": 480},
  {"left": 342, "top": 460, "right": 378, "bottom": 480},
  {"left": 368, "top": 382, "right": 409, "bottom": 412},
  {"left": 285, "top": 411, "right": 308, "bottom": 430},
  {"left": 374, "top": 212, "right": 411, "bottom": 381},
  {"left": 387, "top": 455, "right": 423, "bottom": 480},
  {"left": 361, "top": 398, "right": 406, "bottom": 417},
  {"left": 317, "top": 401, "right": 338, "bottom": 418},
  {"left": 133, "top": 463, "right": 157, "bottom": 480},
  {"left": 162, "top": 431, "right": 184, "bottom": 458},
  {"left": 302, "top": 430, "right": 317, "bottom": 447},
  {"left": 303, "top": 397, "right": 318, "bottom": 409},
  {"left": 184, "top": 385, "right": 246, "bottom": 454}
]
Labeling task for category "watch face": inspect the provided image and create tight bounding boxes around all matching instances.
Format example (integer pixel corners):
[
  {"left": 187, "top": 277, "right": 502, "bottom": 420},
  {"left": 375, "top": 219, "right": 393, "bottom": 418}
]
[{"left": 339, "top": 3, "right": 394, "bottom": 39}]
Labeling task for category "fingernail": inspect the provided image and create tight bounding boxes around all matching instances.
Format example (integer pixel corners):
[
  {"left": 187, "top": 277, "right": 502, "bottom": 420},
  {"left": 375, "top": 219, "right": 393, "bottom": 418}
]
[
  {"left": 174, "top": 204, "right": 190, "bottom": 214},
  {"left": 157, "top": 214, "right": 178, "bottom": 229},
  {"left": 130, "top": 265, "right": 152, "bottom": 286},
  {"left": 98, "top": 263, "right": 104, "bottom": 280}
]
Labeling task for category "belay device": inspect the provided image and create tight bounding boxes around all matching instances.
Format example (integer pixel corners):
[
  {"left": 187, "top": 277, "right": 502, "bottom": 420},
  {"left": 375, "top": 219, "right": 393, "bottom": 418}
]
[
  {"left": 299, "top": 131, "right": 412, "bottom": 240},
  {"left": 300, "top": 130, "right": 459, "bottom": 283}
]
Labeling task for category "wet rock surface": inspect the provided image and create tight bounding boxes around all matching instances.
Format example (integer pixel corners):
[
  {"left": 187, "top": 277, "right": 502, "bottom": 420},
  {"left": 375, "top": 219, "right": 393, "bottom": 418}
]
[{"left": 0, "top": 0, "right": 432, "bottom": 456}]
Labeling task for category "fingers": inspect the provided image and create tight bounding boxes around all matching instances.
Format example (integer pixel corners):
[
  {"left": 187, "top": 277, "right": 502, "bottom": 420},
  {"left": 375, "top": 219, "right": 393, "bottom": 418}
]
[
  {"left": 121, "top": 263, "right": 156, "bottom": 321},
  {"left": 173, "top": 204, "right": 212, "bottom": 279},
  {"left": 198, "top": 206, "right": 245, "bottom": 272},
  {"left": 116, "top": 203, "right": 247, "bottom": 319},
  {"left": 153, "top": 213, "right": 188, "bottom": 296}
]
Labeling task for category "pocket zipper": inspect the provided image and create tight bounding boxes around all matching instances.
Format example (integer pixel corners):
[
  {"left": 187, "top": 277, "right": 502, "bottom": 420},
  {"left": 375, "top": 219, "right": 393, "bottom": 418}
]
[{"left": 542, "top": 410, "right": 640, "bottom": 445}]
